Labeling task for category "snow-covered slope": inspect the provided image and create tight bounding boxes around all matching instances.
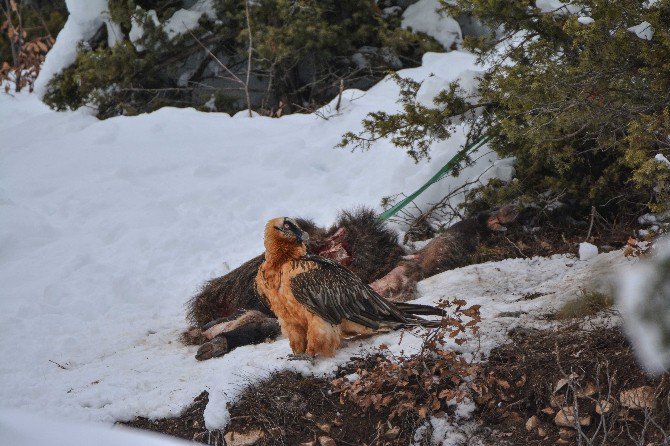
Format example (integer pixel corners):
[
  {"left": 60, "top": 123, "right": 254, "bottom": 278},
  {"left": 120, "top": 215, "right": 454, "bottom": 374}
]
[{"left": 1, "top": 50, "right": 512, "bottom": 430}]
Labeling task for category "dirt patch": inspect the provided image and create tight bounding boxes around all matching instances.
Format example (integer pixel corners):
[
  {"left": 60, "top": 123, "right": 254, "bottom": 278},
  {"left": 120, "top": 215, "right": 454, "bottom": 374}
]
[
  {"left": 472, "top": 325, "right": 670, "bottom": 445},
  {"left": 473, "top": 219, "right": 631, "bottom": 264},
  {"left": 118, "top": 391, "right": 213, "bottom": 443},
  {"left": 121, "top": 362, "right": 425, "bottom": 445},
  {"left": 226, "top": 364, "right": 426, "bottom": 446}
]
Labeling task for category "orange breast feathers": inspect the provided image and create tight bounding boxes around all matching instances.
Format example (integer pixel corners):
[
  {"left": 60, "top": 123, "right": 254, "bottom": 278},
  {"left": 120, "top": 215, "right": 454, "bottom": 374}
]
[{"left": 255, "top": 217, "right": 345, "bottom": 357}]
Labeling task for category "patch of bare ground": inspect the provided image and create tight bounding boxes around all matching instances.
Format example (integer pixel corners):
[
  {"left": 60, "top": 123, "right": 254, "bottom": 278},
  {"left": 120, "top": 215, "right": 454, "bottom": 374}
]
[
  {"left": 472, "top": 325, "right": 670, "bottom": 446},
  {"left": 473, "top": 218, "right": 632, "bottom": 264},
  {"left": 118, "top": 391, "right": 213, "bottom": 442},
  {"left": 119, "top": 361, "right": 425, "bottom": 445}
]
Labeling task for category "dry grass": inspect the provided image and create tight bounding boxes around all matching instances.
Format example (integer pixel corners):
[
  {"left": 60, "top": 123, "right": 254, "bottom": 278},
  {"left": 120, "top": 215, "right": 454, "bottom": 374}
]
[{"left": 554, "top": 291, "right": 614, "bottom": 320}]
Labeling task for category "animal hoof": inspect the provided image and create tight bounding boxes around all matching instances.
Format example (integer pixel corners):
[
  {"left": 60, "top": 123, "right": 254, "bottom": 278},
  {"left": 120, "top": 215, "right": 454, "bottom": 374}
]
[{"left": 195, "top": 337, "right": 229, "bottom": 361}]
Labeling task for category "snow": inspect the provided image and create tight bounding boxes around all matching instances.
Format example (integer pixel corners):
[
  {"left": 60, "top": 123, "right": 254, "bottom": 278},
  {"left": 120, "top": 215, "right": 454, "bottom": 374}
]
[
  {"left": 578, "top": 242, "right": 599, "bottom": 261},
  {"left": 617, "top": 237, "right": 670, "bottom": 374},
  {"left": 415, "top": 69, "right": 482, "bottom": 108},
  {"left": 163, "top": 9, "right": 205, "bottom": 40},
  {"left": 34, "top": 0, "right": 110, "bottom": 97},
  {"left": 535, "top": 0, "right": 582, "bottom": 15},
  {"left": 0, "top": 409, "right": 190, "bottom": 446},
  {"left": 578, "top": 16, "right": 595, "bottom": 25},
  {"left": 627, "top": 21, "right": 654, "bottom": 40},
  {"left": 402, "top": 0, "right": 462, "bottom": 50},
  {"left": 655, "top": 153, "right": 670, "bottom": 166},
  {"left": 162, "top": 0, "right": 216, "bottom": 40},
  {"left": 129, "top": 9, "right": 160, "bottom": 51}
]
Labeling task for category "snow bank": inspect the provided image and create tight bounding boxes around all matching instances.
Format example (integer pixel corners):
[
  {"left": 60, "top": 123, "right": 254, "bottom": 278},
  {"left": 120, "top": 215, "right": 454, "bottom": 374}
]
[
  {"left": 402, "top": 0, "right": 462, "bottom": 50},
  {"left": 0, "top": 409, "right": 190, "bottom": 446}
]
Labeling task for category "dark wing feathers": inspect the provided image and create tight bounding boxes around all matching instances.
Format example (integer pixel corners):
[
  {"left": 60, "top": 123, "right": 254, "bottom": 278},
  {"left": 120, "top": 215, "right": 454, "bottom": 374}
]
[{"left": 290, "top": 255, "right": 438, "bottom": 329}]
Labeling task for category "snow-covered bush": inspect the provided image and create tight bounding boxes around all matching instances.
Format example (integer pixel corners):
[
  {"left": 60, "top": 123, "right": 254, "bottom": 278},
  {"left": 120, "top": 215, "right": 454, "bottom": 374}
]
[
  {"left": 42, "top": 0, "right": 444, "bottom": 118},
  {"left": 341, "top": 0, "right": 670, "bottom": 221}
]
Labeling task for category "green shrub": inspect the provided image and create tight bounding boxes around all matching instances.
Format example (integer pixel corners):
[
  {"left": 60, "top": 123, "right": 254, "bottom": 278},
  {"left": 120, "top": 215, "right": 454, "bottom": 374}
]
[
  {"left": 44, "top": 0, "right": 442, "bottom": 118},
  {"left": 341, "top": 0, "right": 670, "bottom": 220}
]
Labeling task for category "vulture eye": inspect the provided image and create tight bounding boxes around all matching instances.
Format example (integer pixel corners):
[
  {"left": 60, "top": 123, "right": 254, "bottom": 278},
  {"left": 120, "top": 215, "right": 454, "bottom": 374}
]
[{"left": 284, "top": 223, "right": 291, "bottom": 230}]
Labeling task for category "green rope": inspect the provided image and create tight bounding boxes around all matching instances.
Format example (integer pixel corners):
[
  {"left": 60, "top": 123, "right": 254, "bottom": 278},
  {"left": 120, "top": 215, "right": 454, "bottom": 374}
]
[{"left": 376, "top": 134, "right": 492, "bottom": 222}]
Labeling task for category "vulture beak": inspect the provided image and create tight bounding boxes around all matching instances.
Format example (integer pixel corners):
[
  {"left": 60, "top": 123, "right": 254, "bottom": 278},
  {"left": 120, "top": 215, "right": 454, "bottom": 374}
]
[
  {"left": 280, "top": 218, "right": 309, "bottom": 244},
  {"left": 294, "top": 227, "right": 309, "bottom": 244}
]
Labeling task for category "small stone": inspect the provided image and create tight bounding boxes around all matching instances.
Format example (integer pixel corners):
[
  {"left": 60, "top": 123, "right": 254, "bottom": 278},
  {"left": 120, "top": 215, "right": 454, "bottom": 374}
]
[
  {"left": 619, "top": 386, "right": 654, "bottom": 410},
  {"left": 318, "top": 436, "right": 336, "bottom": 446},
  {"left": 525, "top": 415, "right": 539, "bottom": 432},
  {"left": 223, "top": 429, "right": 265, "bottom": 446},
  {"left": 316, "top": 422, "right": 331, "bottom": 433},
  {"left": 595, "top": 399, "right": 612, "bottom": 414},
  {"left": 384, "top": 426, "right": 400, "bottom": 440}
]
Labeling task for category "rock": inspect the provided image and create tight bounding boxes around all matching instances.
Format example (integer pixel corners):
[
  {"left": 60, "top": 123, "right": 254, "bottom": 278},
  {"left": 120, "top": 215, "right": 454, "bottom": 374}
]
[
  {"left": 384, "top": 426, "right": 400, "bottom": 440},
  {"left": 352, "top": 46, "right": 403, "bottom": 70},
  {"left": 318, "top": 436, "right": 336, "bottom": 446},
  {"left": 223, "top": 429, "right": 265, "bottom": 446},
  {"left": 595, "top": 399, "right": 612, "bottom": 414},
  {"left": 525, "top": 415, "right": 539, "bottom": 432},
  {"left": 619, "top": 386, "right": 655, "bottom": 409},
  {"left": 316, "top": 422, "right": 331, "bottom": 433},
  {"left": 554, "top": 407, "right": 590, "bottom": 428}
]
